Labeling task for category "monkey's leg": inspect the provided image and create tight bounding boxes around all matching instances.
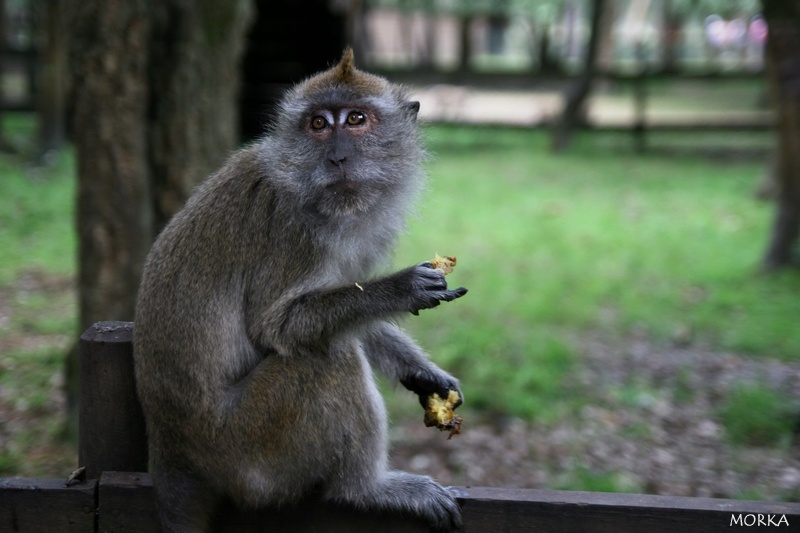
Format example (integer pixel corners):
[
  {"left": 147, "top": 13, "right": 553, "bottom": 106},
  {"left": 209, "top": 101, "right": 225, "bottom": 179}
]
[
  {"left": 151, "top": 465, "right": 220, "bottom": 533},
  {"left": 317, "top": 375, "right": 461, "bottom": 533},
  {"left": 327, "top": 469, "right": 462, "bottom": 533}
]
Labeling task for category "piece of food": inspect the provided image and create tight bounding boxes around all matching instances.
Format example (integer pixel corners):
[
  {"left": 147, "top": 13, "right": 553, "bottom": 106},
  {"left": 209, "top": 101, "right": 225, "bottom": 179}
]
[
  {"left": 430, "top": 254, "right": 457, "bottom": 275},
  {"left": 424, "top": 389, "right": 463, "bottom": 440}
]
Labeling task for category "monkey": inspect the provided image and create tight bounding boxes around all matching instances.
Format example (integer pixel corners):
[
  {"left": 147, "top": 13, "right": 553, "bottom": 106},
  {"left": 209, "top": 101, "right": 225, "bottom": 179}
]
[{"left": 133, "top": 48, "right": 468, "bottom": 533}]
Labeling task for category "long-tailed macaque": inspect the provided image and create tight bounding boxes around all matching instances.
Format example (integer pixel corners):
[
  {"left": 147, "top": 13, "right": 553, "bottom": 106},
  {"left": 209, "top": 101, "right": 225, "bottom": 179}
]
[{"left": 134, "top": 48, "right": 467, "bottom": 532}]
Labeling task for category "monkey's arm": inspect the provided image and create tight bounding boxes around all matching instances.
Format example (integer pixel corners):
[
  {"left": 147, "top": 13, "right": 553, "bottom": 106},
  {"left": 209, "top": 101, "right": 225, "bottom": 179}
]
[
  {"left": 256, "top": 263, "right": 467, "bottom": 356},
  {"left": 363, "top": 322, "right": 462, "bottom": 408}
]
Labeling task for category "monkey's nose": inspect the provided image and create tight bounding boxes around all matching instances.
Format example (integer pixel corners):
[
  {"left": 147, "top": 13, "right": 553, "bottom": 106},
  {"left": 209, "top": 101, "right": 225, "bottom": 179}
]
[{"left": 329, "top": 156, "right": 346, "bottom": 167}]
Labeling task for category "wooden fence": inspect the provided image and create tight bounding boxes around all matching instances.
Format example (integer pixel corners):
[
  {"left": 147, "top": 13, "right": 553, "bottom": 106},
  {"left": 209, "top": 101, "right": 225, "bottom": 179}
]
[{"left": 2, "top": 320, "right": 799, "bottom": 532}]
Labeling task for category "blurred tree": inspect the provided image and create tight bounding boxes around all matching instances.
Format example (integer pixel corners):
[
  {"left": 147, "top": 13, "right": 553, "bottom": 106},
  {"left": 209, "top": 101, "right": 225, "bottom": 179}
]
[
  {"left": 0, "top": 0, "right": 14, "bottom": 153},
  {"left": 551, "top": 0, "right": 608, "bottom": 152},
  {"left": 661, "top": 0, "right": 683, "bottom": 73},
  {"left": 65, "top": 0, "right": 253, "bottom": 434},
  {"left": 35, "top": 0, "right": 68, "bottom": 161},
  {"left": 760, "top": 0, "right": 800, "bottom": 269},
  {"left": 520, "top": 0, "right": 561, "bottom": 73}
]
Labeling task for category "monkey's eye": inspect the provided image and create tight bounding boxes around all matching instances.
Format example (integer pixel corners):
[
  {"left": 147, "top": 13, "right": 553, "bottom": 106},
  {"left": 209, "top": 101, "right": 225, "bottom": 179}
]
[
  {"left": 310, "top": 116, "right": 328, "bottom": 130},
  {"left": 346, "top": 111, "right": 366, "bottom": 126}
]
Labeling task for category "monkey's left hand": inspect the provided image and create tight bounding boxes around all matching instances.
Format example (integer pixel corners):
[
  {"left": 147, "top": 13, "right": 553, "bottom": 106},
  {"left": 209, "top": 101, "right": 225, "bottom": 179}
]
[{"left": 401, "top": 366, "right": 463, "bottom": 410}]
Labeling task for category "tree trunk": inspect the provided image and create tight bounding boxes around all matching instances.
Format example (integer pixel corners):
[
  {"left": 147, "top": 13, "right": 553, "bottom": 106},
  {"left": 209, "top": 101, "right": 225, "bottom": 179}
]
[
  {"left": 71, "top": 0, "right": 252, "bottom": 328},
  {"left": 0, "top": 0, "right": 12, "bottom": 153},
  {"left": 537, "top": 23, "right": 558, "bottom": 74},
  {"left": 65, "top": 0, "right": 253, "bottom": 436},
  {"left": 36, "top": 0, "right": 69, "bottom": 161},
  {"left": 345, "top": 0, "right": 368, "bottom": 66},
  {"left": 458, "top": 14, "right": 473, "bottom": 72},
  {"left": 552, "top": 0, "right": 606, "bottom": 152},
  {"left": 421, "top": 0, "right": 437, "bottom": 68},
  {"left": 147, "top": 1, "right": 254, "bottom": 231},
  {"left": 760, "top": 0, "right": 800, "bottom": 270},
  {"left": 71, "top": 0, "right": 154, "bottom": 328},
  {"left": 595, "top": 0, "right": 615, "bottom": 73},
  {"left": 660, "top": 0, "right": 682, "bottom": 74}
]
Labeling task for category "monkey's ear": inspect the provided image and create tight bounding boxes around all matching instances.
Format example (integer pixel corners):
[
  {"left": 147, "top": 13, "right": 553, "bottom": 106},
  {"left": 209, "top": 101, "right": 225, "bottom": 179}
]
[{"left": 404, "top": 100, "right": 420, "bottom": 119}]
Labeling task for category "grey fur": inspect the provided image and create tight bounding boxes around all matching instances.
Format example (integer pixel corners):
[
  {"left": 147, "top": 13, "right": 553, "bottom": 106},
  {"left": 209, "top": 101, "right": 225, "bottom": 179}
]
[{"left": 133, "top": 53, "right": 466, "bottom": 533}]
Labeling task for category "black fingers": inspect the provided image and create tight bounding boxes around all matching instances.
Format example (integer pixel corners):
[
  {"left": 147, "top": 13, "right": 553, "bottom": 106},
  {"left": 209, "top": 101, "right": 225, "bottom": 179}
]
[
  {"left": 441, "top": 287, "right": 468, "bottom": 301},
  {"left": 401, "top": 367, "right": 463, "bottom": 409},
  {"left": 408, "top": 263, "right": 468, "bottom": 315}
]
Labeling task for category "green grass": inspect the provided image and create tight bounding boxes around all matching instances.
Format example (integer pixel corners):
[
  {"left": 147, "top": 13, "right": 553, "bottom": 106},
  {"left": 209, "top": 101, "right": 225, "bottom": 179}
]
[
  {"left": 0, "top": 148, "right": 76, "bottom": 284},
  {"left": 0, "top": 114, "right": 78, "bottom": 476},
  {"left": 719, "top": 382, "right": 796, "bottom": 447},
  {"left": 553, "top": 465, "right": 642, "bottom": 494}
]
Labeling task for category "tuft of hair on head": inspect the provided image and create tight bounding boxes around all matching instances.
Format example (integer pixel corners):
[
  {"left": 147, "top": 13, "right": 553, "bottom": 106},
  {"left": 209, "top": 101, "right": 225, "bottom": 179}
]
[
  {"left": 334, "top": 47, "right": 357, "bottom": 84},
  {"left": 294, "top": 47, "right": 390, "bottom": 98}
]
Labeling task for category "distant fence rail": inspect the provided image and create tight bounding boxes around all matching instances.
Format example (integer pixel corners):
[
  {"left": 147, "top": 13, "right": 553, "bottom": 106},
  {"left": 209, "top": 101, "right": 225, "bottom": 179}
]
[
  {"left": 378, "top": 69, "right": 773, "bottom": 134},
  {"left": 1, "top": 321, "right": 798, "bottom": 532}
]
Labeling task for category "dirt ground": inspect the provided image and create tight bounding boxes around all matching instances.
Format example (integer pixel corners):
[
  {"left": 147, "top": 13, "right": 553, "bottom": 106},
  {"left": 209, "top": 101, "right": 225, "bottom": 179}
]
[
  {"left": 2, "top": 274, "right": 799, "bottom": 503},
  {"left": 390, "top": 334, "right": 800, "bottom": 501}
]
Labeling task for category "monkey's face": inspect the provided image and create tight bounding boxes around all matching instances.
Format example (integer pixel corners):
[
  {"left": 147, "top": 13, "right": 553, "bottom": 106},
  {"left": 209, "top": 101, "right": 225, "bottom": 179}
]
[
  {"left": 269, "top": 49, "right": 426, "bottom": 221},
  {"left": 305, "top": 106, "right": 377, "bottom": 184},
  {"left": 283, "top": 92, "right": 423, "bottom": 219}
]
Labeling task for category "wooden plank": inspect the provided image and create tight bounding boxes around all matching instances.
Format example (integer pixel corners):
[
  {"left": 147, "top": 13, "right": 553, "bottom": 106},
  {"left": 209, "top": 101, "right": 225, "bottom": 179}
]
[
  {"left": 0, "top": 477, "right": 96, "bottom": 533},
  {"left": 99, "top": 471, "right": 427, "bottom": 532},
  {"left": 216, "top": 500, "right": 429, "bottom": 533},
  {"left": 95, "top": 473, "right": 800, "bottom": 532},
  {"left": 5, "top": 474, "right": 799, "bottom": 532},
  {"left": 456, "top": 487, "right": 800, "bottom": 533},
  {"left": 79, "top": 321, "right": 148, "bottom": 478}
]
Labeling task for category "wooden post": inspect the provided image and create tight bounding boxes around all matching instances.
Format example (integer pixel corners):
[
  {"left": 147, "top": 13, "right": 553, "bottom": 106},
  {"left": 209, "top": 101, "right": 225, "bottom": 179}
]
[
  {"left": 79, "top": 321, "right": 148, "bottom": 478},
  {"left": 98, "top": 472, "right": 159, "bottom": 532},
  {"left": 0, "top": 477, "right": 96, "bottom": 533}
]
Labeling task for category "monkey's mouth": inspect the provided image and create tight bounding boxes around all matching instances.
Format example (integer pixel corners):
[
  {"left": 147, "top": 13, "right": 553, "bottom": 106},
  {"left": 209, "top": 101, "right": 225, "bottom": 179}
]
[
  {"left": 326, "top": 178, "right": 359, "bottom": 194},
  {"left": 317, "top": 176, "right": 370, "bottom": 217}
]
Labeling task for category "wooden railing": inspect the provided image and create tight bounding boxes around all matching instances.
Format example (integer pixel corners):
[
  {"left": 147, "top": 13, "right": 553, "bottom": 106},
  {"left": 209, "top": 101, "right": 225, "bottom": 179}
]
[{"left": 2, "top": 321, "right": 799, "bottom": 532}]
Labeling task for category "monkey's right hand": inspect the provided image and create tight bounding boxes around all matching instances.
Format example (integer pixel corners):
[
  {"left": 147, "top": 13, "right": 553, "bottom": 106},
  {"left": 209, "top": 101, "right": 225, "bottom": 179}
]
[
  {"left": 396, "top": 262, "right": 467, "bottom": 316},
  {"left": 400, "top": 365, "right": 462, "bottom": 409}
]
